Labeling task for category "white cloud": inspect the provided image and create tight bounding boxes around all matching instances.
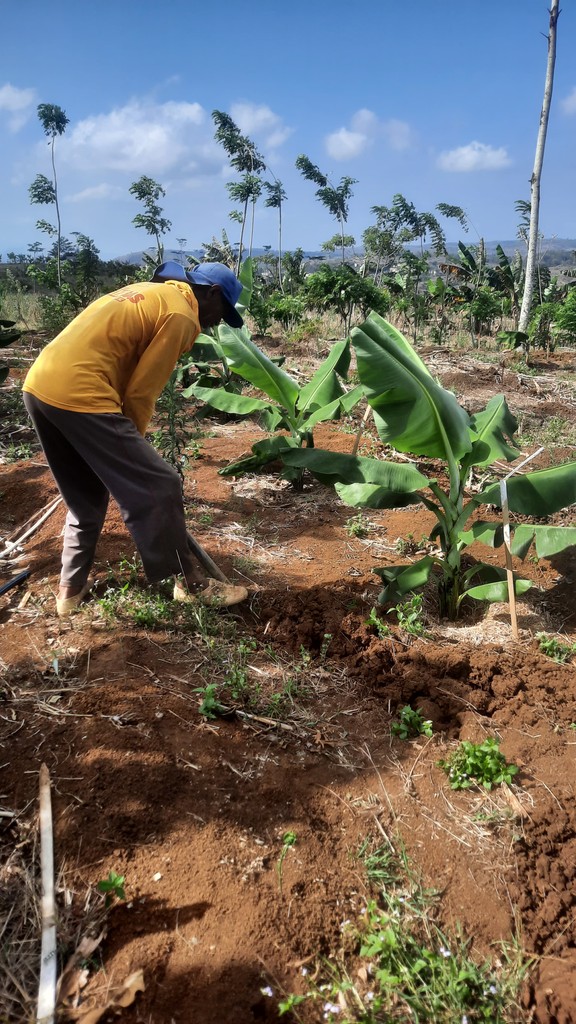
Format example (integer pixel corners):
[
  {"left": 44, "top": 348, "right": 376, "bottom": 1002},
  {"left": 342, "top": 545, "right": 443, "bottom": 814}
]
[
  {"left": 0, "top": 83, "right": 36, "bottom": 131},
  {"left": 561, "top": 86, "right": 576, "bottom": 114},
  {"left": 437, "top": 141, "right": 512, "bottom": 172},
  {"left": 351, "top": 108, "right": 378, "bottom": 133},
  {"left": 326, "top": 127, "right": 369, "bottom": 160},
  {"left": 382, "top": 118, "right": 413, "bottom": 151},
  {"left": 230, "top": 101, "right": 293, "bottom": 150},
  {"left": 66, "top": 183, "right": 125, "bottom": 203},
  {"left": 61, "top": 99, "right": 207, "bottom": 175},
  {"left": 325, "top": 108, "right": 413, "bottom": 161}
]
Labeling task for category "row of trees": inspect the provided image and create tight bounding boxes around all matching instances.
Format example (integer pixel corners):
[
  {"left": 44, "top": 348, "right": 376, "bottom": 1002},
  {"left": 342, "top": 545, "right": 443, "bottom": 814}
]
[{"left": 3, "top": 10, "right": 575, "bottom": 356}]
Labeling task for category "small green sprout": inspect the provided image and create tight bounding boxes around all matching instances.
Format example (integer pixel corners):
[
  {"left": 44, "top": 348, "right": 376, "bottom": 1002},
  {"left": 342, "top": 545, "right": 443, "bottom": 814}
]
[
  {"left": 365, "top": 607, "right": 391, "bottom": 638},
  {"left": 390, "top": 593, "right": 427, "bottom": 637},
  {"left": 391, "top": 706, "right": 433, "bottom": 740},
  {"left": 97, "top": 870, "right": 126, "bottom": 907},
  {"left": 345, "top": 512, "right": 370, "bottom": 538},
  {"left": 438, "top": 738, "right": 519, "bottom": 791},
  {"left": 277, "top": 830, "right": 297, "bottom": 893},
  {"left": 194, "top": 682, "right": 226, "bottom": 719},
  {"left": 319, "top": 632, "right": 333, "bottom": 659}
]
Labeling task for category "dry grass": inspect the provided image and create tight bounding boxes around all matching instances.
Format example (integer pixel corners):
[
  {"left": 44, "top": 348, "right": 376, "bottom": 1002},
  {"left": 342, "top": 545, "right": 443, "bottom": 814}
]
[{"left": 0, "top": 817, "right": 40, "bottom": 1023}]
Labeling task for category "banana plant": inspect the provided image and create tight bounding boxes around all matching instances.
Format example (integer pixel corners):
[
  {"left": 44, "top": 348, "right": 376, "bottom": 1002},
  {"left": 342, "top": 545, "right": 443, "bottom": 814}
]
[
  {"left": 282, "top": 314, "right": 576, "bottom": 618},
  {"left": 183, "top": 331, "right": 364, "bottom": 489},
  {"left": 179, "top": 257, "right": 254, "bottom": 394}
]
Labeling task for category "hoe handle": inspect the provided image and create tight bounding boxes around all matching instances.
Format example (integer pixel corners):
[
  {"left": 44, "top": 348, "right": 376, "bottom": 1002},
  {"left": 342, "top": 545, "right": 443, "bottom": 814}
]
[{"left": 186, "top": 532, "right": 229, "bottom": 583}]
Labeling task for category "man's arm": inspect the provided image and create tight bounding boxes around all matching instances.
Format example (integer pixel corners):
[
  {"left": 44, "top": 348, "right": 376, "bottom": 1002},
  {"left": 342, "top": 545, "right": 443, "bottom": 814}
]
[{"left": 123, "top": 314, "right": 198, "bottom": 434}]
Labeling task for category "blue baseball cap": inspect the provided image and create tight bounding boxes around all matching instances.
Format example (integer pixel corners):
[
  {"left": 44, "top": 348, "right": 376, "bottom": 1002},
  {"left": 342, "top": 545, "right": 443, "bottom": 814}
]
[{"left": 152, "top": 260, "right": 243, "bottom": 327}]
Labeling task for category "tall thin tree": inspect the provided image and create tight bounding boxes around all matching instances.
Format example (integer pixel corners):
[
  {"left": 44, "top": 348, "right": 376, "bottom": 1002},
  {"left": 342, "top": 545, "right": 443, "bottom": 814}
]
[
  {"left": 263, "top": 178, "right": 287, "bottom": 290},
  {"left": 212, "top": 111, "right": 266, "bottom": 273},
  {"left": 518, "top": 0, "right": 560, "bottom": 333},
  {"left": 129, "top": 175, "right": 172, "bottom": 267},
  {"left": 295, "top": 155, "right": 357, "bottom": 264},
  {"left": 30, "top": 103, "right": 69, "bottom": 287}
]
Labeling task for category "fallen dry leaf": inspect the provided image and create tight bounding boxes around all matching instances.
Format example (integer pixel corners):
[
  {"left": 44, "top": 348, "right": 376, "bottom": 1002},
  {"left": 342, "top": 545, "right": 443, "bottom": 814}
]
[
  {"left": 66, "top": 969, "right": 145, "bottom": 1023},
  {"left": 57, "top": 932, "right": 105, "bottom": 1007}
]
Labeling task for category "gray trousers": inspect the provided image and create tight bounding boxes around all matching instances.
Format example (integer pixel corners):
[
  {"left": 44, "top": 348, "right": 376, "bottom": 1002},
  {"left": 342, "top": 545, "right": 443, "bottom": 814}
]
[{"left": 23, "top": 393, "right": 198, "bottom": 587}]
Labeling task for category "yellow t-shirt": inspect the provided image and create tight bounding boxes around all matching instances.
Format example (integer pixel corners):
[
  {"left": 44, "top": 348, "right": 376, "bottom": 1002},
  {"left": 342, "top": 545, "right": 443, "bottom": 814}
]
[{"left": 23, "top": 280, "right": 200, "bottom": 435}]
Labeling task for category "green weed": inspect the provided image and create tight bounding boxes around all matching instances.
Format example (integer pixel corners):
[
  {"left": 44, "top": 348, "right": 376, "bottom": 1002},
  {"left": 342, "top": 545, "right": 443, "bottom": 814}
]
[
  {"left": 319, "top": 632, "right": 333, "bottom": 659},
  {"left": 395, "top": 532, "right": 427, "bottom": 556},
  {"left": 225, "top": 638, "right": 258, "bottom": 703},
  {"left": 277, "top": 830, "right": 297, "bottom": 893},
  {"left": 194, "top": 682, "right": 227, "bottom": 720},
  {"left": 96, "top": 584, "right": 176, "bottom": 629},
  {"left": 390, "top": 593, "right": 428, "bottom": 637},
  {"left": 273, "top": 835, "right": 527, "bottom": 1021},
  {"left": 536, "top": 631, "right": 576, "bottom": 664},
  {"left": 265, "top": 675, "right": 302, "bottom": 718},
  {"left": 391, "top": 705, "right": 433, "bottom": 740},
  {"left": 518, "top": 414, "right": 576, "bottom": 448},
  {"left": 97, "top": 870, "right": 126, "bottom": 908},
  {"left": 365, "top": 608, "right": 391, "bottom": 638},
  {"left": 2, "top": 441, "right": 33, "bottom": 462},
  {"left": 344, "top": 512, "right": 370, "bottom": 538},
  {"left": 438, "top": 738, "right": 519, "bottom": 791}
]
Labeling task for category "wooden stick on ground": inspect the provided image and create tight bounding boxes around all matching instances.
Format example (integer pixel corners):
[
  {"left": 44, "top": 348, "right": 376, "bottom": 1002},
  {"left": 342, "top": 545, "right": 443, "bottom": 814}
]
[
  {"left": 2, "top": 497, "right": 63, "bottom": 556},
  {"left": 37, "top": 764, "right": 57, "bottom": 1024}
]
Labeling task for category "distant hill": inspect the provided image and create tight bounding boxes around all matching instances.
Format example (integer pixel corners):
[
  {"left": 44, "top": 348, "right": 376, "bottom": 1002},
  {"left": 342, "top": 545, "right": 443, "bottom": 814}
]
[
  {"left": 116, "top": 240, "right": 576, "bottom": 269},
  {"left": 115, "top": 247, "right": 327, "bottom": 266}
]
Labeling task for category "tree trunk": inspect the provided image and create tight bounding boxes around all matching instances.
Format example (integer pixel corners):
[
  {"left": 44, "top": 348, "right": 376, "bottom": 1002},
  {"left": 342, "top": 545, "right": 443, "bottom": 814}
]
[
  {"left": 518, "top": 0, "right": 560, "bottom": 334},
  {"left": 51, "top": 138, "right": 62, "bottom": 289},
  {"left": 278, "top": 203, "right": 284, "bottom": 293}
]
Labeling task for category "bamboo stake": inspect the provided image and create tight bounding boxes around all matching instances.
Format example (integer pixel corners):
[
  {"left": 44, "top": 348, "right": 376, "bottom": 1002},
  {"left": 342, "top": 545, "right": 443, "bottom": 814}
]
[
  {"left": 37, "top": 764, "right": 57, "bottom": 1024},
  {"left": 499, "top": 477, "right": 518, "bottom": 641},
  {"left": 2, "top": 496, "right": 62, "bottom": 546},
  {"left": 351, "top": 403, "right": 372, "bottom": 456},
  {"left": 500, "top": 446, "right": 545, "bottom": 641},
  {"left": 1, "top": 497, "right": 62, "bottom": 556}
]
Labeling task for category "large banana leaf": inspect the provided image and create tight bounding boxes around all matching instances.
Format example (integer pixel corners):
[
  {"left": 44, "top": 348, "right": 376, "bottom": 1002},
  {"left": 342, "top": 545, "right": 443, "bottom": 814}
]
[
  {"left": 335, "top": 482, "right": 425, "bottom": 509},
  {"left": 217, "top": 325, "right": 299, "bottom": 416},
  {"left": 351, "top": 314, "right": 472, "bottom": 461},
  {"left": 459, "top": 521, "right": 504, "bottom": 548},
  {"left": 181, "top": 384, "right": 274, "bottom": 416},
  {"left": 297, "top": 339, "right": 350, "bottom": 418},
  {"left": 459, "top": 519, "right": 576, "bottom": 561},
  {"left": 281, "top": 448, "right": 428, "bottom": 500},
  {"left": 463, "top": 395, "right": 520, "bottom": 469},
  {"left": 219, "top": 435, "right": 299, "bottom": 477},
  {"left": 480, "top": 462, "right": 576, "bottom": 515},
  {"left": 465, "top": 577, "right": 532, "bottom": 602},
  {"left": 511, "top": 525, "right": 576, "bottom": 559},
  {"left": 374, "top": 557, "right": 436, "bottom": 602},
  {"left": 303, "top": 384, "right": 365, "bottom": 430}
]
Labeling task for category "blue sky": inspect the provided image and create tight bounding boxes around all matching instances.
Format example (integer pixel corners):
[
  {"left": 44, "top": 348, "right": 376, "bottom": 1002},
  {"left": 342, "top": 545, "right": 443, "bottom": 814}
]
[{"left": 1, "top": 0, "right": 575, "bottom": 261}]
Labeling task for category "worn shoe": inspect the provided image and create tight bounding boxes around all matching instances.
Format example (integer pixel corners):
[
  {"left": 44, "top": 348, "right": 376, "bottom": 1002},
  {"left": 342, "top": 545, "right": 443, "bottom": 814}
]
[
  {"left": 56, "top": 580, "right": 93, "bottom": 617},
  {"left": 173, "top": 578, "right": 248, "bottom": 608}
]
